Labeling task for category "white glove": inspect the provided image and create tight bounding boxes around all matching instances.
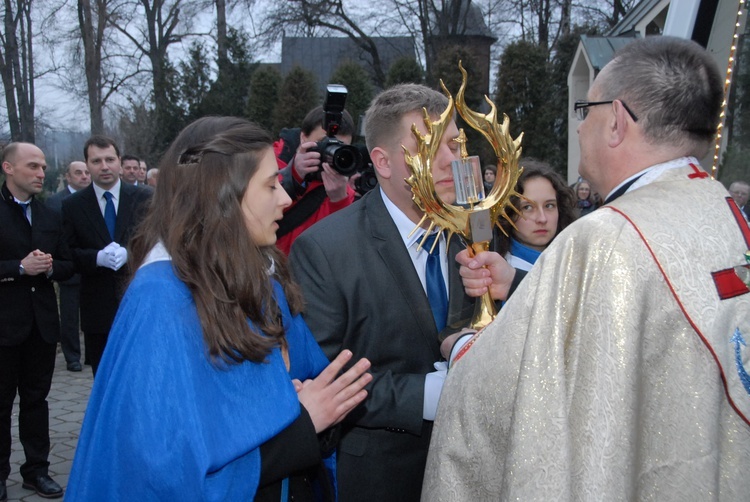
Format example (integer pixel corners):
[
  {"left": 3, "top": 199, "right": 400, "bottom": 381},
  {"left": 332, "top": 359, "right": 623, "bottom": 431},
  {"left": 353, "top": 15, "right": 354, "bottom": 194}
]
[
  {"left": 111, "top": 246, "right": 128, "bottom": 271},
  {"left": 103, "top": 242, "right": 120, "bottom": 254},
  {"left": 96, "top": 249, "right": 115, "bottom": 269},
  {"left": 423, "top": 361, "right": 449, "bottom": 421},
  {"left": 96, "top": 242, "right": 123, "bottom": 270}
]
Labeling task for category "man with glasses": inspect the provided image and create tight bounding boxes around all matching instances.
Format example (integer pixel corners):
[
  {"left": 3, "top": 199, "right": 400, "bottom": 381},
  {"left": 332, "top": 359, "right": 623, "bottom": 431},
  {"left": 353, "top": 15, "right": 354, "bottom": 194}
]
[{"left": 424, "top": 36, "right": 750, "bottom": 500}]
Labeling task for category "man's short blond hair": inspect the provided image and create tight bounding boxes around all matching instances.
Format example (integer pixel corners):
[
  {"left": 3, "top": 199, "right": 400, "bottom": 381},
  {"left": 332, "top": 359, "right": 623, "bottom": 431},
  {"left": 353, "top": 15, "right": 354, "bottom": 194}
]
[{"left": 364, "top": 84, "right": 449, "bottom": 154}]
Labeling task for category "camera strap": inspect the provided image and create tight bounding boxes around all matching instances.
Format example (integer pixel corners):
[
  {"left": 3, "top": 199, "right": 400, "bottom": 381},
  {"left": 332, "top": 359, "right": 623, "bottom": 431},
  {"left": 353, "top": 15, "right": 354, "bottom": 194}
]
[{"left": 276, "top": 185, "right": 327, "bottom": 238}]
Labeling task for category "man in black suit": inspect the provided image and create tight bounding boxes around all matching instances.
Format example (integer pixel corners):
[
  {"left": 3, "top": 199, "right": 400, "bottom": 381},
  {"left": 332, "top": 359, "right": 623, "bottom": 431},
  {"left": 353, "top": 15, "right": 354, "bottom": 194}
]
[
  {"left": 0, "top": 142, "right": 75, "bottom": 500},
  {"left": 46, "top": 161, "right": 90, "bottom": 372},
  {"left": 289, "top": 84, "right": 522, "bottom": 501},
  {"left": 62, "top": 136, "right": 152, "bottom": 376},
  {"left": 45, "top": 161, "right": 90, "bottom": 213}
]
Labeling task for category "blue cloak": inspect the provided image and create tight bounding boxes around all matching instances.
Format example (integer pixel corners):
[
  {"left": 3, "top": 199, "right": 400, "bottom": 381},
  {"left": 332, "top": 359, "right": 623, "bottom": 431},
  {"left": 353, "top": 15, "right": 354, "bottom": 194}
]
[{"left": 66, "top": 261, "right": 329, "bottom": 501}]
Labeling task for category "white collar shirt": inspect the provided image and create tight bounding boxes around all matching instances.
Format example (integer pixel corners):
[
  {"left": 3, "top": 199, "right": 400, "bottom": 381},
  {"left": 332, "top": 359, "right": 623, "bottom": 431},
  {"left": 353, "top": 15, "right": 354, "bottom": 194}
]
[
  {"left": 93, "top": 179, "right": 122, "bottom": 217},
  {"left": 379, "top": 187, "right": 449, "bottom": 295}
]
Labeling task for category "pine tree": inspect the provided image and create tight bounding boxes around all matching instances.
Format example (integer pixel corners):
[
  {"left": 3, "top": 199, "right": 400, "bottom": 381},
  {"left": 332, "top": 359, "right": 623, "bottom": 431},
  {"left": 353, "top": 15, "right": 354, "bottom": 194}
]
[
  {"left": 200, "top": 28, "right": 257, "bottom": 117},
  {"left": 119, "top": 103, "right": 160, "bottom": 165},
  {"left": 385, "top": 57, "right": 424, "bottom": 88},
  {"left": 433, "top": 45, "right": 492, "bottom": 164},
  {"left": 178, "top": 42, "right": 212, "bottom": 123},
  {"left": 272, "top": 66, "right": 319, "bottom": 133},
  {"left": 154, "top": 59, "right": 187, "bottom": 156},
  {"left": 245, "top": 66, "right": 282, "bottom": 135},
  {"left": 546, "top": 25, "right": 600, "bottom": 170},
  {"left": 329, "top": 61, "right": 374, "bottom": 133},
  {"left": 433, "top": 45, "right": 482, "bottom": 108},
  {"left": 718, "top": 24, "right": 750, "bottom": 184},
  {"left": 494, "top": 40, "right": 556, "bottom": 165}
]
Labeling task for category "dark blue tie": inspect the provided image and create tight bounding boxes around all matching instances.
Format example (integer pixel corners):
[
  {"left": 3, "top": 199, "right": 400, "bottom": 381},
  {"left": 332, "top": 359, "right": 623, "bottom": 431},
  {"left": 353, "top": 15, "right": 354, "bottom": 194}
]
[
  {"left": 103, "top": 192, "right": 116, "bottom": 240},
  {"left": 423, "top": 232, "right": 448, "bottom": 331},
  {"left": 18, "top": 201, "right": 30, "bottom": 224}
]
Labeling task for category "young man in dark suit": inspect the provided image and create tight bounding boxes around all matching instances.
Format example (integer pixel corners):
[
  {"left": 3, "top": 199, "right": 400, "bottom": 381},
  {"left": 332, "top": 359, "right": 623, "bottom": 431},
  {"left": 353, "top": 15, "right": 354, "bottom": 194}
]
[
  {"left": 289, "top": 84, "right": 522, "bottom": 501},
  {"left": 62, "top": 136, "right": 152, "bottom": 376},
  {"left": 0, "top": 142, "right": 75, "bottom": 500},
  {"left": 46, "top": 161, "right": 90, "bottom": 372}
]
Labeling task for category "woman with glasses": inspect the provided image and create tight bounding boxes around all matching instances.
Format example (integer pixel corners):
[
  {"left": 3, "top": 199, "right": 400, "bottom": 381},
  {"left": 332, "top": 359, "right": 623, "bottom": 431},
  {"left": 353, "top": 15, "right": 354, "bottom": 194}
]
[
  {"left": 574, "top": 179, "right": 599, "bottom": 216},
  {"left": 66, "top": 117, "right": 372, "bottom": 501},
  {"left": 495, "top": 160, "right": 578, "bottom": 271}
]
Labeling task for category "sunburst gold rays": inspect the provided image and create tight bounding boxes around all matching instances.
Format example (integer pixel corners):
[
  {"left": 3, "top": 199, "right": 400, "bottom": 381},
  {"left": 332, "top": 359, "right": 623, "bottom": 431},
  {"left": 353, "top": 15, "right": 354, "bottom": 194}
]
[
  {"left": 454, "top": 61, "right": 525, "bottom": 235},
  {"left": 403, "top": 61, "right": 525, "bottom": 251}
]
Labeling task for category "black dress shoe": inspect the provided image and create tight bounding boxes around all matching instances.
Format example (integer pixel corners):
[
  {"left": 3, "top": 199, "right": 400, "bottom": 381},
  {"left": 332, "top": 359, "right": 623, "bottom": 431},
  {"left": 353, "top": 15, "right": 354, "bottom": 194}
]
[
  {"left": 67, "top": 361, "right": 83, "bottom": 372},
  {"left": 22, "top": 474, "right": 63, "bottom": 499},
  {"left": 0, "top": 479, "right": 7, "bottom": 502}
]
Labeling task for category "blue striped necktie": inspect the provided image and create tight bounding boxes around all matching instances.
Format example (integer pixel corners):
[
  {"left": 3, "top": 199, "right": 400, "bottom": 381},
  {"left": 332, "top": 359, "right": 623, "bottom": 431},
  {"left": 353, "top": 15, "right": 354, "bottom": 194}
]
[{"left": 423, "top": 233, "right": 448, "bottom": 331}]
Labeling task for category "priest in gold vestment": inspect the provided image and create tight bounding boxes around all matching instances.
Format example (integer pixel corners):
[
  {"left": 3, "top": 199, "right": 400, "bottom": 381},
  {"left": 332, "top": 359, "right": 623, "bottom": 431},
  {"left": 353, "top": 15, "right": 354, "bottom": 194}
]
[{"left": 423, "top": 36, "right": 750, "bottom": 501}]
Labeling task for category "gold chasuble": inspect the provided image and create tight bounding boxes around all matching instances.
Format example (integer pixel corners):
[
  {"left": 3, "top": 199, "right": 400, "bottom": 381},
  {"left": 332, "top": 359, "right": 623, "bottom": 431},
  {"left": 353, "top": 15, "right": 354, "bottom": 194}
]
[{"left": 423, "top": 164, "right": 750, "bottom": 501}]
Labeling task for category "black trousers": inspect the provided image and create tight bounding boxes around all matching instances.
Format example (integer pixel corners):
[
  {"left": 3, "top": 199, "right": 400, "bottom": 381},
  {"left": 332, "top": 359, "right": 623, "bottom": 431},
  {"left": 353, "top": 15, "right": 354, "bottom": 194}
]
[
  {"left": 0, "top": 325, "right": 56, "bottom": 481},
  {"left": 58, "top": 278, "right": 82, "bottom": 364},
  {"left": 83, "top": 331, "right": 108, "bottom": 377}
]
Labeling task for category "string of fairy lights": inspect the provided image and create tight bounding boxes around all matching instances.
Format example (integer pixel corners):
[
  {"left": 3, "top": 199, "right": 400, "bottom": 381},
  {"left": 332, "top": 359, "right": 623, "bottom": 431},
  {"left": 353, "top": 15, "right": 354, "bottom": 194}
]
[{"left": 713, "top": 0, "right": 747, "bottom": 178}]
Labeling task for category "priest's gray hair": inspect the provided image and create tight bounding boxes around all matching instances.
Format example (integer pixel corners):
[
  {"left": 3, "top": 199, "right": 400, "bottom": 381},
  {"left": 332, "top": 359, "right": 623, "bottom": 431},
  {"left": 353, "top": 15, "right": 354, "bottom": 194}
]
[
  {"left": 364, "top": 83, "right": 450, "bottom": 154},
  {"left": 598, "top": 36, "right": 722, "bottom": 157}
]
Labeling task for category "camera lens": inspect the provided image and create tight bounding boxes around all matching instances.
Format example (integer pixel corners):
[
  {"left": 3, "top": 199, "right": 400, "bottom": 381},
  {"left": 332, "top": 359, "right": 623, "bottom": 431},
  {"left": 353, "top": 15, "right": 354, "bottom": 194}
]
[
  {"left": 331, "top": 147, "right": 360, "bottom": 176},
  {"left": 355, "top": 169, "right": 378, "bottom": 195}
]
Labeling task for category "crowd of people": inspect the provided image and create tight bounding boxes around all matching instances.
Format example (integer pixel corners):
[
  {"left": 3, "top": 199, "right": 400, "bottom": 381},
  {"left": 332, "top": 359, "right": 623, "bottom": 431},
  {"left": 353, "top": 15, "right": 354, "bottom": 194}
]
[{"left": 1, "top": 35, "right": 748, "bottom": 501}]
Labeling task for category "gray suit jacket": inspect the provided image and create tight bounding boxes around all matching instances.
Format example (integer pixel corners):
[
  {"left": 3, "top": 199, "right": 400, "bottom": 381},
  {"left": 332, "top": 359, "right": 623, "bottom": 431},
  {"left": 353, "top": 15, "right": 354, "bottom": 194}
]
[{"left": 289, "top": 189, "right": 476, "bottom": 502}]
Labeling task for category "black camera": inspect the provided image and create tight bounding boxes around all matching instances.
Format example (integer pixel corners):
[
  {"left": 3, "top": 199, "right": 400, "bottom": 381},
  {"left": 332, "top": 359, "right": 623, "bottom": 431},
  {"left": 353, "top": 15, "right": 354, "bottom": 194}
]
[
  {"left": 309, "top": 84, "right": 363, "bottom": 178},
  {"left": 353, "top": 144, "right": 378, "bottom": 196},
  {"left": 315, "top": 136, "right": 361, "bottom": 177}
]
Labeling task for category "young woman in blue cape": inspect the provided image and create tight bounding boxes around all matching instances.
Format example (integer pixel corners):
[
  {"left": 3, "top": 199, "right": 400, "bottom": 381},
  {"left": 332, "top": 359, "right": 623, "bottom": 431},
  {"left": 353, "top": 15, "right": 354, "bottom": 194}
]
[
  {"left": 66, "top": 117, "right": 372, "bottom": 501},
  {"left": 495, "top": 160, "right": 578, "bottom": 272}
]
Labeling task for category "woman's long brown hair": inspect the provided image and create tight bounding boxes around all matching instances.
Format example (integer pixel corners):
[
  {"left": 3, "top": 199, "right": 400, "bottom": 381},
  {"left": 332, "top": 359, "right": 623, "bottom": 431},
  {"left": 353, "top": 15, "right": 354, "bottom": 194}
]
[
  {"left": 496, "top": 159, "right": 578, "bottom": 257},
  {"left": 129, "top": 117, "right": 303, "bottom": 364}
]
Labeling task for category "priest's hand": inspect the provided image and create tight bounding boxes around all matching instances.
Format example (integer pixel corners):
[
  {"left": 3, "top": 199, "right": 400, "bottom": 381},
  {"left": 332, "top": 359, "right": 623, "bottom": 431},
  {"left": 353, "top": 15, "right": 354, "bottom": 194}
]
[
  {"left": 294, "top": 350, "right": 372, "bottom": 433},
  {"left": 456, "top": 249, "right": 516, "bottom": 301}
]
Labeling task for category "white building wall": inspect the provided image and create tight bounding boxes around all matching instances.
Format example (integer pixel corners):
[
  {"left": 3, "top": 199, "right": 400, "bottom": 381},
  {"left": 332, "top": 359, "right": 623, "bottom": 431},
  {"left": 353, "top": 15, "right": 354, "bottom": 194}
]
[{"left": 567, "top": 45, "right": 595, "bottom": 185}]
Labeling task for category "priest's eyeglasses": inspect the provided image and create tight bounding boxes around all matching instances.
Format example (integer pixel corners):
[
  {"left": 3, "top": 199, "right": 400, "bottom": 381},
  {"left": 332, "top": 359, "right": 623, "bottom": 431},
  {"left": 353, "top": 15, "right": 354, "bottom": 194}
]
[{"left": 574, "top": 100, "right": 639, "bottom": 122}]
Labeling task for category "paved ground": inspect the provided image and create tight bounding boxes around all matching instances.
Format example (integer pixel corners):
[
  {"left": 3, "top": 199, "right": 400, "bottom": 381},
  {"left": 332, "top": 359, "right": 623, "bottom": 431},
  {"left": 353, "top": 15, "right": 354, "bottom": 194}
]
[{"left": 6, "top": 350, "right": 93, "bottom": 501}]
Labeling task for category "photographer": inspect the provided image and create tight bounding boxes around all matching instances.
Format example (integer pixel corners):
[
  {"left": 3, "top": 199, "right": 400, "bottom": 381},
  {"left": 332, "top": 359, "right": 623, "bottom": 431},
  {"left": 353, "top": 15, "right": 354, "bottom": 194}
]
[{"left": 276, "top": 106, "right": 357, "bottom": 255}]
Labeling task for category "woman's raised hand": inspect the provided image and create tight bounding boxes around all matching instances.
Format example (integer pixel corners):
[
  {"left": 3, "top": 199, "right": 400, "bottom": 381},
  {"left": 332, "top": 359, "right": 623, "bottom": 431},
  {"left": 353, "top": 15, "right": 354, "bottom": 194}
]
[{"left": 294, "top": 350, "right": 372, "bottom": 433}]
